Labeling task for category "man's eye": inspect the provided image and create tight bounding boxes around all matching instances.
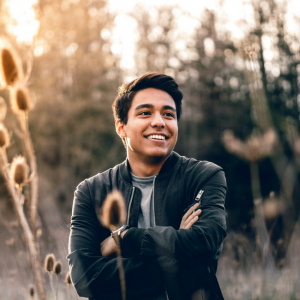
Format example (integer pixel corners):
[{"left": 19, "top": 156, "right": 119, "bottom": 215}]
[
  {"left": 140, "top": 111, "right": 151, "bottom": 116},
  {"left": 164, "top": 112, "right": 175, "bottom": 118}
]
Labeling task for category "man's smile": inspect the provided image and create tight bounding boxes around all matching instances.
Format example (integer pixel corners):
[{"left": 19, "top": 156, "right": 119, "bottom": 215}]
[{"left": 145, "top": 134, "right": 169, "bottom": 141}]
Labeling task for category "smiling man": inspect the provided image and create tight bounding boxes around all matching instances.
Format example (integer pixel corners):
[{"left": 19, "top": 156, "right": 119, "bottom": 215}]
[{"left": 67, "top": 72, "right": 227, "bottom": 300}]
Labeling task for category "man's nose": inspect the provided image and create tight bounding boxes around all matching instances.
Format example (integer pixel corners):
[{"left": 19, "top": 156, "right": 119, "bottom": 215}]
[{"left": 151, "top": 113, "right": 165, "bottom": 128}]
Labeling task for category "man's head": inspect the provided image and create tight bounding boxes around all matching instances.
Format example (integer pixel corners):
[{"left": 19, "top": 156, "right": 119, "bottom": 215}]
[{"left": 112, "top": 72, "right": 183, "bottom": 163}]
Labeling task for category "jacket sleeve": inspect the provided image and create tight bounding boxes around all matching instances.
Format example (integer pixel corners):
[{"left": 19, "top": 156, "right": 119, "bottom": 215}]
[
  {"left": 122, "top": 169, "right": 227, "bottom": 272},
  {"left": 67, "top": 180, "right": 164, "bottom": 299}
]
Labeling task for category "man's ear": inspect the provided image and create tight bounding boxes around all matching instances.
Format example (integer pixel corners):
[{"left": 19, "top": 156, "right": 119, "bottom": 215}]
[{"left": 116, "top": 119, "right": 127, "bottom": 138}]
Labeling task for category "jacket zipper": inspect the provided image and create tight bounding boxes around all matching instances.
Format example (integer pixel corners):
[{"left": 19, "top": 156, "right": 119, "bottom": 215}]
[
  {"left": 193, "top": 189, "right": 204, "bottom": 212},
  {"left": 152, "top": 176, "right": 168, "bottom": 300},
  {"left": 152, "top": 176, "right": 157, "bottom": 226},
  {"left": 126, "top": 187, "right": 135, "bottom": 225}
]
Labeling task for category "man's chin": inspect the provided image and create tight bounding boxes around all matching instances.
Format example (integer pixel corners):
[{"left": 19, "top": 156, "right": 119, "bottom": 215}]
[
  {"left": 145, "top": 149, "right": 171, "bottom": 161},
  {"left": 128, "top": 146, "right": 173, "bottom": 162}
]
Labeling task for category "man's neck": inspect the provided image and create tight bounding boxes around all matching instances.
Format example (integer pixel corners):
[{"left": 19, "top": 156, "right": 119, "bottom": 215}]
[{"left": 127, "top": 153, "right": 170, "bottom": 177}]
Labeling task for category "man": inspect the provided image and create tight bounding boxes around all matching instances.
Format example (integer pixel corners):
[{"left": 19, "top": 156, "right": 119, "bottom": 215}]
[{"left": 67, "top": 72, "right": 227, "bottom": 300}]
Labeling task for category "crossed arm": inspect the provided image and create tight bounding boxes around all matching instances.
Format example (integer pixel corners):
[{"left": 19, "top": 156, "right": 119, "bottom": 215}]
[
  {"left": 68, "top": 170, "right": 226, "bottom": 298},
  {"left": 101, "top": 203, "right": 202, "bottom": 257}
]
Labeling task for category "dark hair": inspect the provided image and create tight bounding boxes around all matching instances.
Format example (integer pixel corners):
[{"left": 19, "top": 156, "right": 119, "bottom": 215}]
[{"left": 112, "top": 72, "right": 183, "bottom": 146}]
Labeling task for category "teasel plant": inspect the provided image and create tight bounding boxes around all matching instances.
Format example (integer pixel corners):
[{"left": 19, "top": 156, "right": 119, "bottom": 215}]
[
  {"left": 243, "top": 42, "right": 297, "bottom": 205},
  {"left": 29, "top": 285, "right": 35, "bottom": 299},
  {"left": 0, "top": 37, "right": 38, "bottom": 234},
  {"left": 100, "top": 190, "right": 127, "bottom": 300},
  {"left": 222, "top": 129, "right": 277, "bottom": 271},
  {"left": 0, "top": 38, "right": 45, "bottom": 299},
  {"left": 54, "top": 261, "right": 62, "bottom": 300},
  {"left": 44, "top": 253, "right": 56, "bottom": 299},
  {"left": 65, "top": 272, "right": 72, "bottom": 300},
  {"left": 9, "top": 82, "right": 38, "bottom": 234}
]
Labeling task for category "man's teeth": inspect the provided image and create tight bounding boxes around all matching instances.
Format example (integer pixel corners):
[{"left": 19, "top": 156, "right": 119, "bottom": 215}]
[{"left": 148, "top": 135, "right": 165, "bottom": 140}]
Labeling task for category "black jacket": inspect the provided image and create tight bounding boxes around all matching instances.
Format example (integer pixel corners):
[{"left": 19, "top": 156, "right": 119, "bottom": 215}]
[{"left": 67, "top": 151, "right": 227, "bottom": 300}]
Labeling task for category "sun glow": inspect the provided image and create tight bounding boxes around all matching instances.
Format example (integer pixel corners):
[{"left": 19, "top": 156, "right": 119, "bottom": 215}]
[
  {"left": 4, "top": 0, "right": 299, "bottom": 73},
  {"left": 5, "top": 0, "right": 39, "bottom": 44}
]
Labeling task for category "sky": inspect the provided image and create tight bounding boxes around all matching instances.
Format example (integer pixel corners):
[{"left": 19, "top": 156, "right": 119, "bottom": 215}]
[{"left": 3, "top": 0, "right": 300, "bottom": 73}]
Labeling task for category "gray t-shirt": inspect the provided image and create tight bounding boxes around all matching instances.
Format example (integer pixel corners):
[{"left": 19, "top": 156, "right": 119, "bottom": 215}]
[
  {"left": 131, "top": 173, "right": 168, "bottom": 300},
  {"left": 131, "top": 173, "right": 156, "bottom": 229}
]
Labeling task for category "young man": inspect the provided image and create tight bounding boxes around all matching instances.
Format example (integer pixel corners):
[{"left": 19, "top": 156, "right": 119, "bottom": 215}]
[{"left": 67, "top": 72, "right": 227, "bottom": 300}]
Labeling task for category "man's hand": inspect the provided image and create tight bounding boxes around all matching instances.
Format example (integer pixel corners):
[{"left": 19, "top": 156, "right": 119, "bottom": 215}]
[
  {"left": 180, "top": 203, "right": 202, "bottom": 229},
  {"left": 101, "top": 209, "right": 199, "bottom": 257},
  {"left": 100, "top": 230, "right": 129, "bottom": 257},
  {"left": 101, "top": 236, "right": 118, "bottom": 257},
  {"left": 120, "top": 229, "right": 128, "bottom": 239}
]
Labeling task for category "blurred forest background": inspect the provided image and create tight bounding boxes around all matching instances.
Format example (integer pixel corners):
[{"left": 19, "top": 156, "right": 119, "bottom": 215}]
[{"left": 0, "top": 0, "right": 300, "bottom": 299}]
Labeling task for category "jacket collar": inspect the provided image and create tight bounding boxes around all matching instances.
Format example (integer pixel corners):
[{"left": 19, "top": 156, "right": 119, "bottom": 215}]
[{"left": 120, "top": 151, "right": 180, "bottom": 184}]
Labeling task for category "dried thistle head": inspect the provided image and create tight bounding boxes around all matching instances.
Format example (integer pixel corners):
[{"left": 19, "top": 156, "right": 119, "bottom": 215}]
[
  {"left": 54, "top": 261, "right": 62, "bottom": 276},
  {"left": 0, "top": 97, "right": 7, "bottom": 122},
  {"left": 29, "top": 285, "right": 35, "bottom": 297},
  {"left": 100, "top": 190, "right": 127, "bottom": 229},
  {"left": 36, "top": 228, "right": 42, "bottom": 238},
  {"left": 10, "top": 156, "right": 28, "bottom": 187},
  {"left": 65, "top": 272, "right": 72, "bottom": 285},
  {"left": 222, "top": 130, "right": 246, "bottom": 158},
  {"left": 222, "top": 129, "right": 277, "bottom": 162},
  {"left": 263, "top": 199, "right": 279, "bottom": 220},
  {"left": 9, "top": 85, "right": 33, "bottom": 114},
  {"left": 0, "top": 40, "right": 23, "bottom": 86},
  {"left": 44, "top": 253, "right": 55, "bottom": 273},
  {"left": 5, "top": 237, "right": 14, "bottom": 246},
  {"left": 294, "top": 138, "right": 300, "bottom": 155},
  {"left": 0, "top": 123, "right": 10, "bottom": 149}
]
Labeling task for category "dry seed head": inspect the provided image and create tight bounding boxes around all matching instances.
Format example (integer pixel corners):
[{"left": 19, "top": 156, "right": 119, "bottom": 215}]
[
  {"left": 0, "top": 97, "right": 7, "bottom": 122},
  {"left": 54, "top": 261, "right": 62, "bottom": 276},
  {"left": 222, "top": 129, "right": 276, "bottom": 162},
  {"left": 65, "top": 272, "right": 72, "bottom": 285},
  {"left": 0, "top": 123, "right": 10, "bottom": 149},
  {"left": 10, "top": 156, "right": 28, "bottom": 186},
  {"left": 294, "top": 138, "right": 300, "bottom": 155},
  {"left": 263, "top": 199, "right": 279, "bottom": 220},
  {"left": 29, "top": 285, "right": 35, "bottom": 297},
  {"left": 44, "top": 253, "right": 55, "bottom": 273},
  {"left": 100, "top": 190, "right": 127, "bottom": 229},
  {"left": 5, "top": 237, "right": 14, "bottom": 246},
  {"left": 10, "top": 85, "right": 33, "bottom": 113},
  {"left": 36, "top": 228, "right": 42, "bottom": 238},
  {"left": 0, "top": 42, "right": 23, "bottom": 86}
]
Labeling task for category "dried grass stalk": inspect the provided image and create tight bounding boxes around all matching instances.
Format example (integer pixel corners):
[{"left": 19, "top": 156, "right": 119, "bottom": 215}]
[
  {"left": 0, "top": 96, "right": 7, "bottom": 122},
  {"left": 54, "top": 261, "right": 62, "bottom": 300},
  {"left": 10, "top": 156, "right": 28, "bottom": 187},
  {"left": 0, "top": 149, "right": 45, "bottom": 300},
  {"left": 54, "top": 261, "right": 62, "bottom": 276},
  {"left": 65, "top": 272, "right": 71, "bottom": 300},
  {"left": 0, "top": 123, "right": 10, "bottom": 149},
  {"left": 100, "top": 190, "right": 127, "bottom": 229},
  {"left": 100, "top": 190, "right": 127, "bottom": 300},
  {"left": 29, "top": 285, "right": 35, "bottom": 298},
  {"left": 9, "top": 85, "right": 33, "bottom": 114},
  {"left": 0, "top": 45, "right": 23, "bottom": 86},
  {"left": 222, "top": 129, "right": 277, "bottom": 162},
  {"left": 45, "top": 253, "right": 56, "bottom": 299},
  {"left": 44, "top": 253, "right": 55, "bottom": 273},
  {"left": 9, "top": 84, "right": 38, "bottom": 235},
  {"left": 0, "top": 39, "right": 45, "bottom": 300},
  {"left": 65, "top": 272, "right": 71, "bottom": 285}
]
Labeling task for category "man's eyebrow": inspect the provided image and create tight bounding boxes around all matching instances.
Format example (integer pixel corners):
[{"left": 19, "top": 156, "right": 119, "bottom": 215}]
[
  {"left": 134, "top": 104, "right": 154, "bottom": 110},
  {"left": 135, "top": 104, "right": 176, "bottom": 112}
]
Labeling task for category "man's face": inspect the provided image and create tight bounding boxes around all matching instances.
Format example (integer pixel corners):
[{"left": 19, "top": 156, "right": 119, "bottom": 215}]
[{"left": 120, "top": 88, "right": 178, "bottom": 163}]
